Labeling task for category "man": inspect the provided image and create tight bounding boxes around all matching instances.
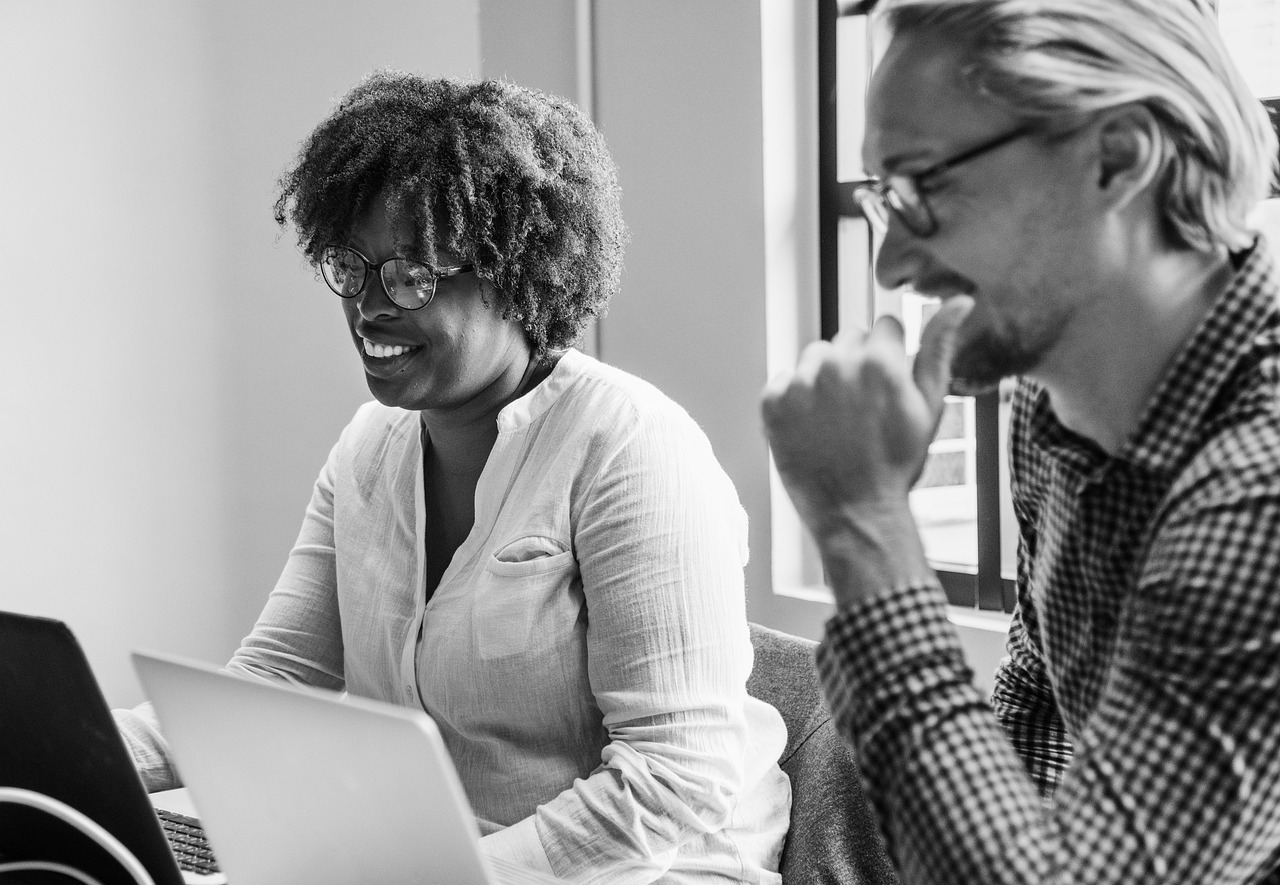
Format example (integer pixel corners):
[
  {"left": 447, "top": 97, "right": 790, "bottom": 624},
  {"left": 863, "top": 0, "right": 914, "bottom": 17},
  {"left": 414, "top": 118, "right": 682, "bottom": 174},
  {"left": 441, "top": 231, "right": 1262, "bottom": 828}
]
[{"left": 762, "top": 1, "right": 1280, "bottom": 882}]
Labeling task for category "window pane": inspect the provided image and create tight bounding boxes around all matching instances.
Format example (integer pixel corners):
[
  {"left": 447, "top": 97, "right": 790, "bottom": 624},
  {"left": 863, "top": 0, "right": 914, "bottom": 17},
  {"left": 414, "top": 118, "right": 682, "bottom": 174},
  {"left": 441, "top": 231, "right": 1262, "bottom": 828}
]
[
  {"left": 896, "top": 294, "right": 980, "bottom": 573},
  {"left": 835, "top": 15, "right": 870, "bottom": 182},
  {"left": 1219, "top": 0, "right": 1280, "bottom": 97}
]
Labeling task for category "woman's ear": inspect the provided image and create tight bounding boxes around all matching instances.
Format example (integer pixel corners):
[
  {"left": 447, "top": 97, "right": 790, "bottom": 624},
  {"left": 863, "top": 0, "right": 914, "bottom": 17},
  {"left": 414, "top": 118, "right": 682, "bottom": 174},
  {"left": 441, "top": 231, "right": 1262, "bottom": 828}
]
[{"left": 1094, "top": 104, "right": 1165, "bottom": 210}]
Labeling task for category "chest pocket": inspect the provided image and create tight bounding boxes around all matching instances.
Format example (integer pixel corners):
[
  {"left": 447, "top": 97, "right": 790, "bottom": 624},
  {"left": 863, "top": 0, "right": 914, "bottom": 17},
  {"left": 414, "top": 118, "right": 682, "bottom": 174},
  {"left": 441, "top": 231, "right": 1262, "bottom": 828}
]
[{"left": 472, "top": 536, "right": 580, "bottom": 660}]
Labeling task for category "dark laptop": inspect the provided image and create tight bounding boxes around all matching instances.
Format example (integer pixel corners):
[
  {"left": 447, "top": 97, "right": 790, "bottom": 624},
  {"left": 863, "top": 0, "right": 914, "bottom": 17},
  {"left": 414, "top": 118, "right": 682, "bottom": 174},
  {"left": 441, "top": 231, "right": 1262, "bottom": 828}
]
[{"left": 0, "top": 610, "right": 222, "bottom": 885}]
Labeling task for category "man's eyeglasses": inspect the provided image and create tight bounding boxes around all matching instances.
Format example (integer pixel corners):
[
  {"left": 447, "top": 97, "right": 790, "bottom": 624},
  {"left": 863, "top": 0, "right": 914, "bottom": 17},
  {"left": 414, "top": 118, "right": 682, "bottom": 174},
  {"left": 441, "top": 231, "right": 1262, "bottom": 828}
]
[
  {"left": 852, "top": 126, "right": 1034, "bottom": 238},
  {"left": 319, "top": 244, "right": 475, "bottom": 311}
]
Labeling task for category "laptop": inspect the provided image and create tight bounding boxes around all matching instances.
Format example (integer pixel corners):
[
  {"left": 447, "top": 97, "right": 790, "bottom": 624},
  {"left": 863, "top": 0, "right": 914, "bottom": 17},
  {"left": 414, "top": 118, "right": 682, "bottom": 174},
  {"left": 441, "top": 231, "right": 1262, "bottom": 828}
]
[
  {"left": 132, "top": 649, "right": 560, "bottom": 885},
  {"left": 0, "top": 610, "right": 224, "bottom": 885}
]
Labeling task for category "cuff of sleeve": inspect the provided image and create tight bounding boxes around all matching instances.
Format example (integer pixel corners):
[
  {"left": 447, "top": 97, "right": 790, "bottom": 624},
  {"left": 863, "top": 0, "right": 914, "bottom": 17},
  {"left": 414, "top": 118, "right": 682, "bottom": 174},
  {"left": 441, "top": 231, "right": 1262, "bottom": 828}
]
[
  {"left": 815, "top": 581, "right": 972, "bottom": 744},
  {"left": 112, "top": 703, "right": 183, "bottom": 793},
  {"left": 479, "top": 816, "right": 556, "bottom": 876}
]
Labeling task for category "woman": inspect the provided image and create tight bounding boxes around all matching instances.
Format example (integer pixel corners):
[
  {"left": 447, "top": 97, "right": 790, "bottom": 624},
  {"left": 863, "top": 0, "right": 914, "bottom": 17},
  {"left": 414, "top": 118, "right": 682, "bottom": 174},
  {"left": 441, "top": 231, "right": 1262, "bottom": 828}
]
[{"left": 116, "top": 72, "right": 790, "bottom": 882}]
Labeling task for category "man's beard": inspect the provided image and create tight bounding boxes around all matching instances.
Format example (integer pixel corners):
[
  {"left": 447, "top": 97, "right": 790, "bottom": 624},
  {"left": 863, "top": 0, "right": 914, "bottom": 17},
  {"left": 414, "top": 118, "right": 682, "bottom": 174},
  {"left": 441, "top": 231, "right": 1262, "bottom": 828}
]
[{"left": 948, "top": 323, "right": 1046, "bottom": 397}]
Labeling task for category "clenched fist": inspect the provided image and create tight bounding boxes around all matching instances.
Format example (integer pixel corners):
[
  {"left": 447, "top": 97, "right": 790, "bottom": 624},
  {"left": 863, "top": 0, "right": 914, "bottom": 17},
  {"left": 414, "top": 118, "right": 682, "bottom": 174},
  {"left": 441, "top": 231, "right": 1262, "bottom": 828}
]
[{"left": 760, "top": 296, "right": 973, "bottom": 603}]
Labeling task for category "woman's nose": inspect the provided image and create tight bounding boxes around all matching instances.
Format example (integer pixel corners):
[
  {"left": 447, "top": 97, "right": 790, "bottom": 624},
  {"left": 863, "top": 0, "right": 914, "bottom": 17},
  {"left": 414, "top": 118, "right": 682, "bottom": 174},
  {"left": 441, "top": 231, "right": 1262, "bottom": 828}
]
[{"left": 356, "top": 271, "right": 404, "bottom": 320}]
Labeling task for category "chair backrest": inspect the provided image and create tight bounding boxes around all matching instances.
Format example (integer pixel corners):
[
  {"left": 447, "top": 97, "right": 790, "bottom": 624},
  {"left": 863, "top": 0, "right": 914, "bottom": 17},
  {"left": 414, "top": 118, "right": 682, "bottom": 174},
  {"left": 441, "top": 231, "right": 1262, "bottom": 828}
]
[{"left": 748, "top": 623, "right": 899, "bottom": 885}]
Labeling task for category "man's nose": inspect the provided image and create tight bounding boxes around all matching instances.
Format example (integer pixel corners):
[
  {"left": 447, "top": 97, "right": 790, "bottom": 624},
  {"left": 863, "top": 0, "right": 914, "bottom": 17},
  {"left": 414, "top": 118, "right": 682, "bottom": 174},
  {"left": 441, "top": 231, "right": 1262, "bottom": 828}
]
[{"left": 872, "top": 213, "right": 923, "bottom": 292}]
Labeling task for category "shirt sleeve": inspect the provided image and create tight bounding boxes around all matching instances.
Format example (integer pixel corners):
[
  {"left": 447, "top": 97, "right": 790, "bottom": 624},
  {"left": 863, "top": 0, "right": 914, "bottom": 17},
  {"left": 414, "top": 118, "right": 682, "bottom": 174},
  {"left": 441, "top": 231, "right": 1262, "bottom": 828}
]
[
  {"left": 989, "top": 607, "right": 1073, "bottom": 800},
  {"left": 112, "top": 703, "right": 182, "bottom": 792},
  {"left": 816, "top": 479, "right": 1280, "bottom": 884},
  {"left": 483, "top": 403, "right": 782, "bottom": 884}
]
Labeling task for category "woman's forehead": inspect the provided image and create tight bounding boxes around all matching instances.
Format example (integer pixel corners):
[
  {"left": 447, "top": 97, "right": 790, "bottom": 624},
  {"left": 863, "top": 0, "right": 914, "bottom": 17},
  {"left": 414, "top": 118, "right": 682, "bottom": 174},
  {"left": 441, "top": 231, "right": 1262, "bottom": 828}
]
[{"left": 347, "top": 196, "right": 461, "bottom": 261}]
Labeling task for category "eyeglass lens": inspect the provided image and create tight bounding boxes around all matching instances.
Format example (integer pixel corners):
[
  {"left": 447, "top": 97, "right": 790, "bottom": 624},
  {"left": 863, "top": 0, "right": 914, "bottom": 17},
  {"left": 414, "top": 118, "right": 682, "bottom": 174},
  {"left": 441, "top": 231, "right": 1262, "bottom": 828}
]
[
  {"left": 321, "top": 247, "right": 367, "bottom": 296},
  {"left": 854, "top": 177, "right": 935, "bottom": 237},
  {"left": 382, "top": 261, "right": 436, "bottom": 309},
  {"left": 883, "top": 176, "right": 934, "bottom": 235},
  {"left": 853, "top": 186, "right": 891, "bottom": 233},
  {"left": 320, "top": 246, "right": 436, "bottom": 309}
]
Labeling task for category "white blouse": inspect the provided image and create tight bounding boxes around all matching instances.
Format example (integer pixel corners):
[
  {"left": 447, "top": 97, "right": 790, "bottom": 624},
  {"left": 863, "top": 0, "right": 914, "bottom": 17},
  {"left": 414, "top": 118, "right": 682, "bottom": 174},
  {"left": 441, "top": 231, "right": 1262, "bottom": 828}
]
[{"left": 119, "top": 349, "right": 789, "bottom": 884}]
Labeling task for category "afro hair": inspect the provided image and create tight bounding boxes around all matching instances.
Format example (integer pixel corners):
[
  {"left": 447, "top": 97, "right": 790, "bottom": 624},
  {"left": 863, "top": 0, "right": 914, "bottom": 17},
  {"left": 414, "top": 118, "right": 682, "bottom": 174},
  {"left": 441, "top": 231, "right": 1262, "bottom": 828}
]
[{"left": 274, "top": 71, "right": 628, "bottom": 356}]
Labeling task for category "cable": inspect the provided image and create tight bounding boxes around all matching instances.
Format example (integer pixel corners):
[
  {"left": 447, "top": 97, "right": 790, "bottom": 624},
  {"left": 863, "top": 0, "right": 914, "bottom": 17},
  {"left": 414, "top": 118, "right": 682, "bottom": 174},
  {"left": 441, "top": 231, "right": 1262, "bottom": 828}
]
[
  {"left": 0, "top": 787, "right": 153, "bottom": 885},
  {"left": 0, "top": 859, "right": 107, "bottom": 884}
]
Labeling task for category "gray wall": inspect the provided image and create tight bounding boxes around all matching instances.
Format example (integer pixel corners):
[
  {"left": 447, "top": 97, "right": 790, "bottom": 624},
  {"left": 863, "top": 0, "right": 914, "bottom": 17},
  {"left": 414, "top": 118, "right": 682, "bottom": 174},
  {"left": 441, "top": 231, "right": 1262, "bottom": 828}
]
[{"left": 0, "top": 0, "right": 482, "bottom": 707}]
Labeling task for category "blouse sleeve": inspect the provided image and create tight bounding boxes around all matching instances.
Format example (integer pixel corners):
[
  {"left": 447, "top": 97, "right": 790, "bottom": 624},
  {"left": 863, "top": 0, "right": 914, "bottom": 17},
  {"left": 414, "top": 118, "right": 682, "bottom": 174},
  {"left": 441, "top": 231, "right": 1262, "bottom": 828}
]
[
  {"left": 481, "top": 402, "right": 776, "bottom": 883},
  {"left": 114, "top": 433, "right": 348, "bottom": 788}
]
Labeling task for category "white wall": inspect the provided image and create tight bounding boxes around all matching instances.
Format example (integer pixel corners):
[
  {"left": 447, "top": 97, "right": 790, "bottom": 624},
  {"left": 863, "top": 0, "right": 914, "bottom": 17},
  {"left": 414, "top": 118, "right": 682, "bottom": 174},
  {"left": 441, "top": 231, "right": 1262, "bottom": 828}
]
[
  {"left": 592, "top": 1, "right": 813, "bottom": 633},
  {"left": 0, "top": 0, "right": 481, "bottom": 707}
]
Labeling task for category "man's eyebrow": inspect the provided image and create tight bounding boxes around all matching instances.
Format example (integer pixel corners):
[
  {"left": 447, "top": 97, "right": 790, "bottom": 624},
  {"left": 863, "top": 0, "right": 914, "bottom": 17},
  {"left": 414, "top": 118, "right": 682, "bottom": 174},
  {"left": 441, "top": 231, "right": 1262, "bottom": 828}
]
[{"left": 876, "top": 145, "right": 936, "bottom": 175}]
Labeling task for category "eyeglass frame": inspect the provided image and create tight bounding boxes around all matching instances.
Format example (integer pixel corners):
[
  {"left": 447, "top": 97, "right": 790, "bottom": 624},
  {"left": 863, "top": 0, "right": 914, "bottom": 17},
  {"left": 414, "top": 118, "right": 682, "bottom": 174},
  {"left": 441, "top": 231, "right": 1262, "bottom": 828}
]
[
  {"left": 318, "top": 243, "right": 476, "bottom": 311},
  {"left": 851, "top": 125, "right": 1035, "bottom": 238}
]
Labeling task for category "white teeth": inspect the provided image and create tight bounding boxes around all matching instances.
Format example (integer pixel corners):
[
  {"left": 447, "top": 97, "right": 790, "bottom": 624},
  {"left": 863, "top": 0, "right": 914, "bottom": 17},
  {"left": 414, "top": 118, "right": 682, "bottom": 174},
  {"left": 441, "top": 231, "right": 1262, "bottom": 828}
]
[{"left": 363, "top": 340, "right": 417, "bottom": 358}]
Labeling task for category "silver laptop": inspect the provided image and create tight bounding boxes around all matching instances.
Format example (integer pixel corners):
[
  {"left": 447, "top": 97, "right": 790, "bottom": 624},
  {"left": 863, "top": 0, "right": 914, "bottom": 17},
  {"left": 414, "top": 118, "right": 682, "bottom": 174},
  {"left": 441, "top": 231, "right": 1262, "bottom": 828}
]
[{"left": 132, "top": 650, "right": 558, "bottom": 885}]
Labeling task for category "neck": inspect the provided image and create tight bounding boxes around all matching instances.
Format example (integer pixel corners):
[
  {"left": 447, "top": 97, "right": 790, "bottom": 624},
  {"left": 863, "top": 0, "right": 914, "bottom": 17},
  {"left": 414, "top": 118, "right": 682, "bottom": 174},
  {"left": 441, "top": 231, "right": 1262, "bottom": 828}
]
[
  {"left": 420, "top": 351, "right": 548, "bottom": 475},
  {"left": 1032, "top": 246, "right": 1233, "bottom": 455}
]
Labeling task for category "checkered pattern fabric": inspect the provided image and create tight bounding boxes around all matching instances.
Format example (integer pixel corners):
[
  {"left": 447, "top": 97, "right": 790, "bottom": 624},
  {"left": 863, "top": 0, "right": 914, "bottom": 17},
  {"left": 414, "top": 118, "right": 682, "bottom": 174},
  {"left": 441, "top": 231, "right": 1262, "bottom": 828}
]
[{"left": 816, "top": 240, "right": 1280, "bottom": 884}]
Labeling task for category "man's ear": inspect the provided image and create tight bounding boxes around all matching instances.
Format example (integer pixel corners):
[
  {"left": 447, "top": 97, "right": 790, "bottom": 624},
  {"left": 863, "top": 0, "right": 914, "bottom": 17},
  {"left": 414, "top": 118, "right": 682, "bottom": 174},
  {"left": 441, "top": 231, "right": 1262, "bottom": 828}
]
[{"left": 1094, "top": 104, "right": 1165, "bottom": 210}]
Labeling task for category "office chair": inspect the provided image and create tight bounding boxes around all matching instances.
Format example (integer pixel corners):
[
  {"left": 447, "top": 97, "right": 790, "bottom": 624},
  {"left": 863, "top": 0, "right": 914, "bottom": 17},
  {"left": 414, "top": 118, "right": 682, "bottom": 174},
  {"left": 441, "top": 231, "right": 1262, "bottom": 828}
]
[{"left": 748, "top": 623, "right": 899, "bottom": 885}]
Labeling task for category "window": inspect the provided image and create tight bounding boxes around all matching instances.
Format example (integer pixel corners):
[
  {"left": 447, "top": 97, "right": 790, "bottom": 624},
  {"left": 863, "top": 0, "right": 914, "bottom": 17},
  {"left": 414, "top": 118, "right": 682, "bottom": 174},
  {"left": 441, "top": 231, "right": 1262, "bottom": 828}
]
[
  {"left": 815, "top": 0, "right": 1280, "bottom": 616},
  {"left": 819, "top": 6, "right": 1016, "bottom": 613}
]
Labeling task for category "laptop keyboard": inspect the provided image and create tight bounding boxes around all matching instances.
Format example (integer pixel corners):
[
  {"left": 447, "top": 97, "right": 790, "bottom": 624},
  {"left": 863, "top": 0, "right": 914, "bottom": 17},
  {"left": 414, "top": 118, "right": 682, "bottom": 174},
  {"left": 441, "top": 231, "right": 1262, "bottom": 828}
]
[{"left": 156, "top": 807, "right": 221, "bottom": 875}]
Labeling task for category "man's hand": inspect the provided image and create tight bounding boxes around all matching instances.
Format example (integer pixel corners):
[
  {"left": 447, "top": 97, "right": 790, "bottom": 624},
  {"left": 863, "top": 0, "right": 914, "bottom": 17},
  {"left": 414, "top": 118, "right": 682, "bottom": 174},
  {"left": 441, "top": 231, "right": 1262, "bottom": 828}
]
[{"left": 761, "top": 296, "right": 974, "bottom": 604}]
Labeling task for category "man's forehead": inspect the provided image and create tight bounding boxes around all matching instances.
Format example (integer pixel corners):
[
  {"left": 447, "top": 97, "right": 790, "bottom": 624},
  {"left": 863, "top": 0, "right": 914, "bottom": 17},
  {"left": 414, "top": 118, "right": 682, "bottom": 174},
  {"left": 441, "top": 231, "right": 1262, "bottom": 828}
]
[{"left": 863, "top": 30, "right": 1018, "bottom": 172}]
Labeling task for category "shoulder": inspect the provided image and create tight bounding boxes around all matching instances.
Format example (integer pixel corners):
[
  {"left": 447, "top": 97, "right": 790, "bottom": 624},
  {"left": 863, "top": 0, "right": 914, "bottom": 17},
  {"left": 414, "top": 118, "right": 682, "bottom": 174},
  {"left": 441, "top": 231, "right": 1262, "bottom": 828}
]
[
  {"left": 1138, "top": 394, "right": 1280, "bottom": 637},
  {"left": 540, "top": 353, "right": 740, "bottom": 509},
  {"left": 332, "top": 401, "right": 419, "bottom": 467},
  {"left": 550, "top": 351, "right": 714, "bottom": 451},
  {"left": 1162, "top": 273, "right": 1280, "bottom": 505},
  {"left": 1166, "top": 394, "right": 1280, "bottom": 515}
]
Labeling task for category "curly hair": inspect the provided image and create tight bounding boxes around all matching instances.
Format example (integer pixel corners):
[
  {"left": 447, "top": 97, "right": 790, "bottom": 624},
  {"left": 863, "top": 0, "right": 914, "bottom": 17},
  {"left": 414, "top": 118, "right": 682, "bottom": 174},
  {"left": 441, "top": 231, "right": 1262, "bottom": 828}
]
[{"left": 274, "top": 71, "right": 628, "bottom": 355}]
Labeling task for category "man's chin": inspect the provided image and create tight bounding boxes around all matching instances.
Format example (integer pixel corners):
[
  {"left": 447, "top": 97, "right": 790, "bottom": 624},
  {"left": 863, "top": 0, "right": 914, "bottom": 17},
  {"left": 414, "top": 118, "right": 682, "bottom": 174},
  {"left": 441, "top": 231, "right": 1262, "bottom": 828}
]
[{"left": 949, "top": 337, "right": 1038, "bottom": 397}]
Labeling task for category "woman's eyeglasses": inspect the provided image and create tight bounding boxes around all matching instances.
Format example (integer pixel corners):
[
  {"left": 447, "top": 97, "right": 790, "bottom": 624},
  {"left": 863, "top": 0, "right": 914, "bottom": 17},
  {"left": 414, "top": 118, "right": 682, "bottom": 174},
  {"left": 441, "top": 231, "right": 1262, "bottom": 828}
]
[{"left": 319, "top": 244, "right": 475, "bottom": 311}]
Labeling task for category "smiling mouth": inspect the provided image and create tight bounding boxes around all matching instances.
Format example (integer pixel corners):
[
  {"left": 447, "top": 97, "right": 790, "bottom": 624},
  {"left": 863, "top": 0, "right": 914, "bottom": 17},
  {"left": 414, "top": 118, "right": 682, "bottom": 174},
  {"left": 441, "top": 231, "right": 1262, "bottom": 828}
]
[{"left": 362, "top": 339, "right": 421, "bottom": 359}]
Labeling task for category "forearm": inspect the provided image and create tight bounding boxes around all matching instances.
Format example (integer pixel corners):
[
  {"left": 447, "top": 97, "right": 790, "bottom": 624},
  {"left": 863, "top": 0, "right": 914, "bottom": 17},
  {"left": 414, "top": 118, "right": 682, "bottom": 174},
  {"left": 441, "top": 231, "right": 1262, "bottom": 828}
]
[
  {"left": 818, "top": 577, "right": 1280, "bottom": 884},
  {"left": 818, "top": 586, "right": 1056, "bottom": 884},
  {"left": 814, "top": 498, "right": 936, "bottom": 609}
]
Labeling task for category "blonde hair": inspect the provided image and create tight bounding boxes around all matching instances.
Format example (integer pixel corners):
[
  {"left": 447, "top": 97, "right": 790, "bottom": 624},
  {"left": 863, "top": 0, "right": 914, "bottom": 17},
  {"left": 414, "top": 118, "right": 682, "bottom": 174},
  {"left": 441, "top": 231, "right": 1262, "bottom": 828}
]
[{"left": 878, "top": 0, "right": 1279, "bottom": 251}]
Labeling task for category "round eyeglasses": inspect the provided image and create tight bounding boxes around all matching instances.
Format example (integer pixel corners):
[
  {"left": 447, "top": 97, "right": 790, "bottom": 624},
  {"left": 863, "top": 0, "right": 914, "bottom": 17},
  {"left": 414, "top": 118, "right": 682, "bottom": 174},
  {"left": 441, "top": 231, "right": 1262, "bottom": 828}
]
[
  {"left": 319, "top": 244, "right": 475, "bottom": 311},
  {"left": 852, "top": 126, "right": 1034, "bottom": 238}
]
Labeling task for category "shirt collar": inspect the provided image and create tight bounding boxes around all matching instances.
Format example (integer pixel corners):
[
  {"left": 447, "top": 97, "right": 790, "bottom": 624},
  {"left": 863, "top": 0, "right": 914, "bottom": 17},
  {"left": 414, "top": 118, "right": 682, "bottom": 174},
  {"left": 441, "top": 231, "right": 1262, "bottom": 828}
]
[{"left": 496, "top": 347, "right": 587, "bottom": 431}]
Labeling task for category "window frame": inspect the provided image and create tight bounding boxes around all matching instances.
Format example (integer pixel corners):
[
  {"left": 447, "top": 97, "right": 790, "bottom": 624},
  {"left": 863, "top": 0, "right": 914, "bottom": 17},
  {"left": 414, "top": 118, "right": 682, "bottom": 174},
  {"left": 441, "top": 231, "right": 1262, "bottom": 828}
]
[{"left": 817, "top": 0, "right": 1016, "bottom": 612}]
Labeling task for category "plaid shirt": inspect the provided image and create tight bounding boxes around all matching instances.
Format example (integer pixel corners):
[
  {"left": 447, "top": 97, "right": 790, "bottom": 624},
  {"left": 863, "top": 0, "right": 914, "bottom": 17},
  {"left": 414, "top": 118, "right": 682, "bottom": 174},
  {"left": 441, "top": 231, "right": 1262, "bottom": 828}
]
[{"left": 817, "top": 240, "right": 1280, "bottom": 884}]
